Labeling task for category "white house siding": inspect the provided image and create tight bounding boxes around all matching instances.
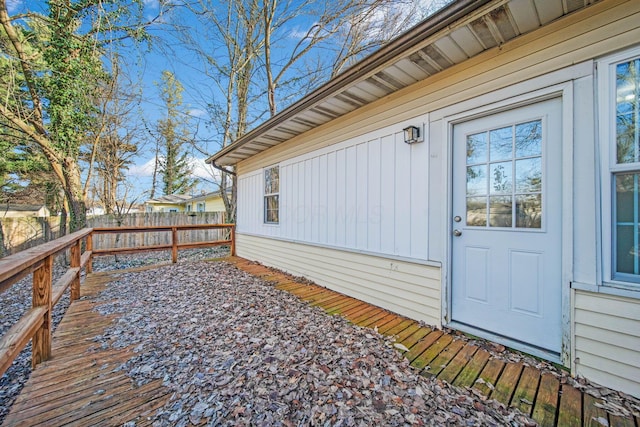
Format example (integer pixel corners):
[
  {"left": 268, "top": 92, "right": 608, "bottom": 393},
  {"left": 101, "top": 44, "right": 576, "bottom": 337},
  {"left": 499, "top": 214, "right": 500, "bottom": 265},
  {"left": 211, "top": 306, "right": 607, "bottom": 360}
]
[
  {"left": 237, "top": 121, "right": 429, "bottom": 260},
  {"left": 233, "top": 0, "right": 640, "bottom": 396},
  {"left": 574, "top": 291, "right": 640, "bottom": 397},
  {"left": 235, "top": 234, "right": 441, "bottom": 324}
]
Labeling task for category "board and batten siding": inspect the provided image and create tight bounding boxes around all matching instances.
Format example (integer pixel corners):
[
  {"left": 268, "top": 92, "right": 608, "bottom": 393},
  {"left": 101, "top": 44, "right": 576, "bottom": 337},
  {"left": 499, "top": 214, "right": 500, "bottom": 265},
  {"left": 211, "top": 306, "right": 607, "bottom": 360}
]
[
  {"left": 237, "top": 118, "right": 430, "bottom": 261},
  {"left": 235, "top": 234, "right": 441, "bottom": 324},
  {"left": 232, "top": 0, "right": 640, "bottom": 397},
  {"left": 574, "top": 291, "right": 640, "bottom": 396}
]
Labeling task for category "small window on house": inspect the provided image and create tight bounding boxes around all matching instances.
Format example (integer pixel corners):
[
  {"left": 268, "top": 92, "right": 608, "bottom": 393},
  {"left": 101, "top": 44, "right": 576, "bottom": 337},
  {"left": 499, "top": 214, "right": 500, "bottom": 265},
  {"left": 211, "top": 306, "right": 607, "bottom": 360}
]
[
  {"left": 264, "top": 165, "right": 279, "bottom": 224},
  {"left": 612, "top": 56, "right": 640, "bottom": 283},
  {"left": 186, "top": 205, "right": 192, "bottom": 212},
  {"left": 600, "top": 50, "right": 640, "bottom": 287},
  {"left": 197, "top": 202, "right": 205, "bottom": 212}
]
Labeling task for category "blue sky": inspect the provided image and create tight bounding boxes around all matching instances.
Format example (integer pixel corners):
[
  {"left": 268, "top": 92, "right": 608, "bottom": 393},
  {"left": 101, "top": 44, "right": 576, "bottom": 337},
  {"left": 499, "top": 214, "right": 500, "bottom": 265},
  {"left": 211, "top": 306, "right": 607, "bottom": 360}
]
[{"left": 7, "top": 0, "right": 444, "bottom": 203}]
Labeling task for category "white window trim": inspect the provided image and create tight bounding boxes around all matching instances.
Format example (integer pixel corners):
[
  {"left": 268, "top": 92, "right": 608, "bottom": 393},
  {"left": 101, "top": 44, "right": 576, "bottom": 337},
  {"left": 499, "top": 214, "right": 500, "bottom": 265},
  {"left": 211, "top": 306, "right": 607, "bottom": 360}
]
[{"left": 597, "top": 45, "right": 640, "bottom": 292}]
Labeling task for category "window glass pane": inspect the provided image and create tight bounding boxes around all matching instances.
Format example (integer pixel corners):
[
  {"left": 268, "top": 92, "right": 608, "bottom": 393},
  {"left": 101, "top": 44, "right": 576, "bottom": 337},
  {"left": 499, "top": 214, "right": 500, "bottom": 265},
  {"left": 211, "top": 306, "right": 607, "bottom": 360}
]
[
  {"left": 515, "top": 120, "right": 542, "bottom": 157},
  {"left": 516, "top": 194, "right": 542, "bottom": 229},
  {"left": 467, "top": 165, "right": 486, "bottom": 196},
  {"left": 467, "top": 132, "right": 487, "bottom": 164},
  {"left": 265, "top": 169, "right": 272, "bottom": 193},
  {"left": 466, "top": 196, "right": 487, "bottom": 226},
  {"left": 490, "top": 161, "right": 512, "bottom": 194},
  {"left": 515, "top": 158, "right": 542, "bottom": 193},
  {"left": 265, "top": 195, "right": 279, "bottom": 223},
  {"left": 490, "top": 126, "right": 513, "bottom": 161},
  {"left": 489, "top": 196, "right": 512, "bottom": 227},
  {"left": 616, "top": 59, "right": 640, "bottom": 164},
  {"left": 272, "top": 167, "right": 279, "bottom": 192},
  {"left": 615, "top": 173, "right": 639, "bottom": 277},
  {"left": 265, "top": 167, "right": 279, "bottom": 194}
]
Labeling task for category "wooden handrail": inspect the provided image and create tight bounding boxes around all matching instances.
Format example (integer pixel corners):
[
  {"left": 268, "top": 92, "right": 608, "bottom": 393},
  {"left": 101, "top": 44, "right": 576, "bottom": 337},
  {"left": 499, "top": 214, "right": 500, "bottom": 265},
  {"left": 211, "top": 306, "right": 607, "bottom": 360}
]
[
  {"left": 0, "top": 223, "right": 235, "bottom": 377},
  {"left": 88, "top": 223, "right": 236, "bottom": 266}
]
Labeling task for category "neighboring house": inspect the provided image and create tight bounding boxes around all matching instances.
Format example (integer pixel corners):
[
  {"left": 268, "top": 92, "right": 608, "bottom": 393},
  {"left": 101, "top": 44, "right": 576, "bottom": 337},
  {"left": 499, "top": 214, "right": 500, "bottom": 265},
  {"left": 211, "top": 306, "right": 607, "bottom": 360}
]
[
  {"left": 144, "top": 192, "right": 227, "bottom": 214},
  {"left": 183, "top": 191, "right": 227, "bottom": 214},
  {"left": 1, "top": 205, "right": 50, "bottom": 218},
  {"left": 86, "top": 206, "right": 106, "bottom": 217},
  {"left": 144, "top": 195, "right": 192, "bottom": 213},
  {"left": 208, "top": 0, "right": 640, "bottom": 397}
]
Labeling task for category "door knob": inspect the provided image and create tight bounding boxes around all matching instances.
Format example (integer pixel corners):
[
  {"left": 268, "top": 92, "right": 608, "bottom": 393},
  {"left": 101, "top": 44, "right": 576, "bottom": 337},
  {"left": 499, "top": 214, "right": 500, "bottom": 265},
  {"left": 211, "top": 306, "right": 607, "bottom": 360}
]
[{"left": 453, "top": 229, "right": 462, "bottom": 237}]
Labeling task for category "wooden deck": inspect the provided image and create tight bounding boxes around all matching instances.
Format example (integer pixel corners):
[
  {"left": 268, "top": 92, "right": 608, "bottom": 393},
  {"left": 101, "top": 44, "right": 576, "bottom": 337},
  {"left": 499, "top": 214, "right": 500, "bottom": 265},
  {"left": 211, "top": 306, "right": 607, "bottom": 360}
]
[
  {"left": 2, "top": 269, "right": 171, "bottom": 427},
  {"left": 3, "top": 257, "right": 639, "bottom": 426}
]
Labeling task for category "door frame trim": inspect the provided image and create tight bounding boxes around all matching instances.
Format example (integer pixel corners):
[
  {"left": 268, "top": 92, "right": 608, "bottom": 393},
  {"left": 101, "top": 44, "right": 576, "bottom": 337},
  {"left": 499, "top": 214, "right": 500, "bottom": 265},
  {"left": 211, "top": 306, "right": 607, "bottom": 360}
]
[{"left": 440, "top": 82, "right": 574, "bottom": 367}]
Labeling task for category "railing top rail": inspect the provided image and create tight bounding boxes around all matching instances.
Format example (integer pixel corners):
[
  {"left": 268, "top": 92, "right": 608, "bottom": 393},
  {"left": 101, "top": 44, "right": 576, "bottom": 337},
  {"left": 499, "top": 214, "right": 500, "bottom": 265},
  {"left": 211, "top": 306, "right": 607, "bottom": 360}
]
[
  {"left": 0, "top": 228, "right": 92, "bottom": 286},
  {"left": 91, "top": 224, "right": 235, "bottom": 233}
]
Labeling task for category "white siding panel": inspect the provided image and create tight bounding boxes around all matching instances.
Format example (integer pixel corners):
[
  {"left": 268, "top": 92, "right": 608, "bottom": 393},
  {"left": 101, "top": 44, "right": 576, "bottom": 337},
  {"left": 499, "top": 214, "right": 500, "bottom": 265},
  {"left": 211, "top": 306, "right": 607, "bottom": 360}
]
[
  {"left": 304, "top": 159, "right": 313, "bottom": 241},
  {"left": 318, "top": 154, "right": 328, "bottom": 245},
  {"left": 282, "top": 164, "right": 293, "bottom": 239},
  {"left": 394, "top": 131, "right": 412, "bottom": 257},
  {"left": 574, "top": 291, "right": 640, "bottom": 397},
  {"left": 336, "top": 149, "right": 347, "bottom": 247},
  {"left": 356, "top": 142, "right": 368, "bottom": 250},
  {"left": 296, "top": 161, "right": 305, "bottom": 239},
  {"left": 312, "top": 156, "right": 320, "bottom": 242},
  {"left": 345, "top": 146, "right": 357, "bottom": 248},
  {"left": 368, "top": 138, "right": 382, "bottom": 253},
  {"left": 236, "top": 233, "right": 441, "bottom": 324},
  {"left": 380, "top": 134, "right": 396, "bottom": 254},
  {"left": 410, "top": 131, "right": 429, "bottom": 259},
  {"left": 327, "top": 152, "right": 337, "bottom": 246}
]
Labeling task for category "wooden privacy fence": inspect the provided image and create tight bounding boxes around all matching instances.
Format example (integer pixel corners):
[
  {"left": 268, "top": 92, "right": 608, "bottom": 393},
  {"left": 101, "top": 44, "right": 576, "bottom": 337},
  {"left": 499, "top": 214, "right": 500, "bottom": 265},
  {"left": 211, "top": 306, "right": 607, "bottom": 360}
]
[
  {"left": 0, "top": 223, "right": 235, "bottom": 378},
  {"left": 87, "top": 212, "right": 226, "bottom": 250}
]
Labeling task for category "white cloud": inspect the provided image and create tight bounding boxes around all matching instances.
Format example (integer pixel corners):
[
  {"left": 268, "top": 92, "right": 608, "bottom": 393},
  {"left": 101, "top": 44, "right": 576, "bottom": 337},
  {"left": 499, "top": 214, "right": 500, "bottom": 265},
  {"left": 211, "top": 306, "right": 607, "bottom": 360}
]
[
  {"left": 128, "top": 157, "right": 157, "bottom": 176},
  {"left": 129, "top": 156, "right": 220, "bottom": 182},
  {"left": 6, "top": 0, "right": 22, "bottom": 13},
  {"left": 187, "top": 109, "right": 208, "bottom": 118},
  {"left": 188, "top": 157, "right": 220, "bottom": 181}
]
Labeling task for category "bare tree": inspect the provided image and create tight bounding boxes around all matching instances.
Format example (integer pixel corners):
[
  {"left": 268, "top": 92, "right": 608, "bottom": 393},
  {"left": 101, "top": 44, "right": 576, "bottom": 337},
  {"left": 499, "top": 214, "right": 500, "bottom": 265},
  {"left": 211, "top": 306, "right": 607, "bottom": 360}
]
[{"left": 162, "top": 0, "right": 448, "bottom": 222}]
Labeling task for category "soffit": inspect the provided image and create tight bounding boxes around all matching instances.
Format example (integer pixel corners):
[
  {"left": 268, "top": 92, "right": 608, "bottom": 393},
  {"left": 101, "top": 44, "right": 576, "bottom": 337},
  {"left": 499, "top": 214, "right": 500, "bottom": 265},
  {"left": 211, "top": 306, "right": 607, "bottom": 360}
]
[{"left": 209, "top": 0, "right": 597, "bottom": 167}]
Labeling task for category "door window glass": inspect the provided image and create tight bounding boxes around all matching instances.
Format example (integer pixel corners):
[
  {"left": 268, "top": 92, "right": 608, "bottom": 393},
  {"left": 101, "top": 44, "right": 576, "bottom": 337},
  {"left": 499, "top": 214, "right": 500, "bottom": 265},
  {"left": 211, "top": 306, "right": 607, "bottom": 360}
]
[{"left": 466, "top": 119, "right": 543, "bottom": 229}]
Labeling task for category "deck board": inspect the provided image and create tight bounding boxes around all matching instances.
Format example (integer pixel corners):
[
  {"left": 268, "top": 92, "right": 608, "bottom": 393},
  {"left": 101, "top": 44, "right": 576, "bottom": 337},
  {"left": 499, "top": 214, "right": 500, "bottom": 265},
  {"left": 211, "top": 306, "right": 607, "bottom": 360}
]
[
  {"left": 452, "top": 348, "right": 490, "bottom": 388},
  {"left": 531, "top": 373, "right": 560, "bottom": 427},
  {"left": 1, "top": 271, "right": 170, "bottom": 427}
]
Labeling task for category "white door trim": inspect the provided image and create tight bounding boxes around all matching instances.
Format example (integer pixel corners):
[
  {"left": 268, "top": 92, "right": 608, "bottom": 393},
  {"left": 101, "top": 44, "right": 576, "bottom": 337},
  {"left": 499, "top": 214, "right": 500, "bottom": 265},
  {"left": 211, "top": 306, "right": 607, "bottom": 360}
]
[{"left": 440, "top": 82, "right": 574, "bottom": 367}]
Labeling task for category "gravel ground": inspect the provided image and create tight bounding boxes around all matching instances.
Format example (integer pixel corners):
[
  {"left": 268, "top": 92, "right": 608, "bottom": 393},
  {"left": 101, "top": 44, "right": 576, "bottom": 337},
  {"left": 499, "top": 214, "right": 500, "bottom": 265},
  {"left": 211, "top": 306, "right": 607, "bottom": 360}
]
[
  {"left": 0, "top": 248, "right": 228, "bottom": 424},
  {"left": 2, "top": 249, "right": 639, "bottom": 426},
  {"left": 93, "top": 259, "right": 534, "bottom": 426}
]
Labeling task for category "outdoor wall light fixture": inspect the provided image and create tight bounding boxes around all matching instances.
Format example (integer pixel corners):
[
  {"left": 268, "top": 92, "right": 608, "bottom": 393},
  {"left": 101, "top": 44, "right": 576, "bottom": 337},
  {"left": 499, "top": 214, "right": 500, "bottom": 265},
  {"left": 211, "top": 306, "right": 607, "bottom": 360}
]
[{"left": 403, "top": 125, "right": 423, "bottom": 144}]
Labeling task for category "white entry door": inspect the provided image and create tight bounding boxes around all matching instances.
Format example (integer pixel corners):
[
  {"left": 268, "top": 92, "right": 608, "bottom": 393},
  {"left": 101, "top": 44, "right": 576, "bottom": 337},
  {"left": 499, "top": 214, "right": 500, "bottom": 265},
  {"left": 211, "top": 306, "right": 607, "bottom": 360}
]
[{"left": 451, "top": 98, "right": 562, "bottom": 355}]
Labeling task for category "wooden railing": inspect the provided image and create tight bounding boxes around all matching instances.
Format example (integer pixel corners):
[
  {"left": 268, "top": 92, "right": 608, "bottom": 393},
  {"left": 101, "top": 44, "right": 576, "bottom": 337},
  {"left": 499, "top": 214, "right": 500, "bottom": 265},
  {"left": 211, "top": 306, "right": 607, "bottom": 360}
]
[{"left": 0, "top": 223, "right": 235, "bottom": 377}]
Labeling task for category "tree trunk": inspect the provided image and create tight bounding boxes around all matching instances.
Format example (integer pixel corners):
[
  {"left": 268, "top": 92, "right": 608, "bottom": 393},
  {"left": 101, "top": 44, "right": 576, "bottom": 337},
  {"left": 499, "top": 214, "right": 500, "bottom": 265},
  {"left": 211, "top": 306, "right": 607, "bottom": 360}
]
[{"left": 63, "top": 157, "right": 87, "bottom": 232}]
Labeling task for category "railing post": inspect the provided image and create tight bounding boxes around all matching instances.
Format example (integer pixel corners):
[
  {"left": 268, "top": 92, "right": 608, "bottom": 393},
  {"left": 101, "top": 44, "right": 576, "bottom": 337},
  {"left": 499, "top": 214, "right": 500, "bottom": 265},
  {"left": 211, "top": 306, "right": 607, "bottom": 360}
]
[
  {"left": 171, "top": 227, "right": 178, "bottom": 263},
  {"left": 230, "top": 225, "right": 236, "bottom": 256},
  {"left": 86, "top": 233, "right": 93, "bottom": 274},
  {"left": 70, "top": 239, "right": 81, "bottom": 300},
  {"left": 32, "top": 254, "right": 53, "bottom": 367}
]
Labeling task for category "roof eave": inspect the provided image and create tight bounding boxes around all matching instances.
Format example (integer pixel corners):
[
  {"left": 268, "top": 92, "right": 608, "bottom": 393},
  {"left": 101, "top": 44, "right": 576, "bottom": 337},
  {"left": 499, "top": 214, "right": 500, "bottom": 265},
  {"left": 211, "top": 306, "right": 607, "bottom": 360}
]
[{"left": 206, "top": 0, "right": 491, "bottom": 167}]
